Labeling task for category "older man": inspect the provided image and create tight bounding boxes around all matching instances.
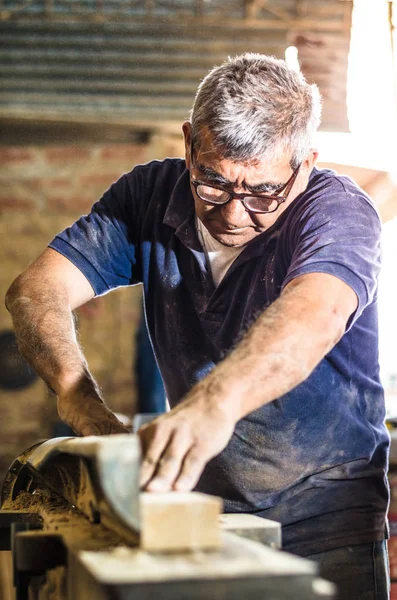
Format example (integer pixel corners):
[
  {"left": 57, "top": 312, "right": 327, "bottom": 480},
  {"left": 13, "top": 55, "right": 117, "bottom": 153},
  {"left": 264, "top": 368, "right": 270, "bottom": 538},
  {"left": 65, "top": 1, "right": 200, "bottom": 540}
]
[{"left": 6, "top": 54, "right": 389, "bottom": 598}]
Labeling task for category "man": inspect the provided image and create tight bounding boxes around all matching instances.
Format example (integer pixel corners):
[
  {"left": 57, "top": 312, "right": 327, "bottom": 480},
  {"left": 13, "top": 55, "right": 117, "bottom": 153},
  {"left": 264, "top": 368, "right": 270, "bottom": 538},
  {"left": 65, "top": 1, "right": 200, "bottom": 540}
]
[{"left": 6, "top": 54, "right": 389, "bottom": 598}]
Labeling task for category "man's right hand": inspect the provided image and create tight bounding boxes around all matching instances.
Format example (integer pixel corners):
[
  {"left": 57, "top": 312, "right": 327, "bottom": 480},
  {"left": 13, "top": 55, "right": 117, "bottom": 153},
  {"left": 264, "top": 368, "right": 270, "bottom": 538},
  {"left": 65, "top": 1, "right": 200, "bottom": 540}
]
[{"left": 57, "top": 390, "right": 129, "bottom": 436}]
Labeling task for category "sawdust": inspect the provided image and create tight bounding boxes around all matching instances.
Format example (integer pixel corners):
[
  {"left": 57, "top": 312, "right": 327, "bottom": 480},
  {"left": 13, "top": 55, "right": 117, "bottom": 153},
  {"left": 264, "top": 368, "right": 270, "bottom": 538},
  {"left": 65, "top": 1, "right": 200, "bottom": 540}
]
[
  {"left": 3, "top": 488, "right": 124, "bottom": 552},
  {"left": 2, "top": 488, "right": 79, "bottom": 520},
  {"left": 2, "top": 490, "right": 42, "bottom": 512}
]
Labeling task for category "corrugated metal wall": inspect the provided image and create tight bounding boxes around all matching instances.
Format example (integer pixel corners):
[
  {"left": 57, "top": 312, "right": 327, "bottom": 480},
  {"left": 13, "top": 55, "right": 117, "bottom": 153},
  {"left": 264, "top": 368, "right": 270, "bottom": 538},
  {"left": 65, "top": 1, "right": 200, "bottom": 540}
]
[{"left": 0, "top": 0, "right": 353, "bottom": 132}]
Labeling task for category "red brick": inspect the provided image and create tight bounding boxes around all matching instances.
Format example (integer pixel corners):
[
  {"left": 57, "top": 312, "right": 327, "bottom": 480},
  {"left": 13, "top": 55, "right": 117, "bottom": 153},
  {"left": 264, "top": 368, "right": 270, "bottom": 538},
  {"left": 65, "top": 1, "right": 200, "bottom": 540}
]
[
  {"left": 45, "top": 146, "right": 92, "bottom": 163},
  {"left": 0, "top": 147, "right": 38, "bottom": 164},
  {"left": 0, "top": 195, "right": 34, "bottom": 212},
  {"left": 46, "top": 194, "right": 94, "bottom": 214},
  {"left": 0, "top": 432, "right": 30, "bottom": 446},
  {"left": 78, "top": 173, "right": 120, "bottom": 189},
  {"left": 44, "top": 177, "right": 72, "bottom": 190},
  {"left": 21, "top": 403, "right": 47, "bottom": 421},
  {"left": 0, "top": 404, "right": 13, "bottom": 421},
  {"left": 164, "top": 143, "right": 184, "bottom": 159},
  {"left": 98, "top": 144, "right": 146, "bottom": 162},
  {"left": 21, "top": 177, "right": 44, "bottom": 192}
]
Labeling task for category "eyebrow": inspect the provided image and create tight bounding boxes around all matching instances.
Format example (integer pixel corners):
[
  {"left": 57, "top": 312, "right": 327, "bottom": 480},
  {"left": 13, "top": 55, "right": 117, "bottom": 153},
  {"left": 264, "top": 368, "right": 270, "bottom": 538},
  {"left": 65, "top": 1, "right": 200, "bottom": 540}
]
[{"left": 195, "top": 162, "right": 285, "bottom": 194}]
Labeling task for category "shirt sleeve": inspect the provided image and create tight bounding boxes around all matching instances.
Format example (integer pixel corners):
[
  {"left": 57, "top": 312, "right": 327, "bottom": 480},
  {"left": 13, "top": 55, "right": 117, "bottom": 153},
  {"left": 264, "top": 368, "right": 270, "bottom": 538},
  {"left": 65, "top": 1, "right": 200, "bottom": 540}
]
[
  {"left": 282, "top": 176, "right": 382, "bottom": 327},
  {"left": 49, "top": 172, "right": 141, "bottom": 296}
]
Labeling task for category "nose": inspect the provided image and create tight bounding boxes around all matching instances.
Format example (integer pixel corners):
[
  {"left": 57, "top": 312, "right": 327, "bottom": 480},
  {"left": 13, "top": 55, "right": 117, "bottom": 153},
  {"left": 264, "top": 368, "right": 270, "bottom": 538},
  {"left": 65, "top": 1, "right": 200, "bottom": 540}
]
[{"left": 220, "top": 198, "right": 248, "bottom": 227}]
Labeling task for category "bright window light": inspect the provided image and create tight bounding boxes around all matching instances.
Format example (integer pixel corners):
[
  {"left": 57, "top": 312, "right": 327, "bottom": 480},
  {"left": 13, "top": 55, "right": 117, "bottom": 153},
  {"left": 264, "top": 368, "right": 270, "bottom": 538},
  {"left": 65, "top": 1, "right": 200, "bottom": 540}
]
[
  {"left": 285, "top": 46, "right": 300, "bottom": 72},
  {"left": 317, "top": 0, "right": 397, "bottom": 173}
]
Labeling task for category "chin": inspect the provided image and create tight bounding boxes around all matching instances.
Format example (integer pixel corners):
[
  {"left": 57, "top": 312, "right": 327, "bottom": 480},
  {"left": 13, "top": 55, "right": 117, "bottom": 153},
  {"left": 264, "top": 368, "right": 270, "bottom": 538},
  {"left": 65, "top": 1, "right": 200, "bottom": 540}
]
[{"left": 211, "top": 231, "right": 253, "bottom": 247}]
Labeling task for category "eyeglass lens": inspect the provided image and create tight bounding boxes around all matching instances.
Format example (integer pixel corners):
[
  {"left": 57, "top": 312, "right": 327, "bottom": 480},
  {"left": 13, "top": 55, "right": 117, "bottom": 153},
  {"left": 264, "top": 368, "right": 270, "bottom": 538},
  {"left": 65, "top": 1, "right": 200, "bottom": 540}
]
[{"left": 196, "top": 184, "right": 279, "bottom": 212}]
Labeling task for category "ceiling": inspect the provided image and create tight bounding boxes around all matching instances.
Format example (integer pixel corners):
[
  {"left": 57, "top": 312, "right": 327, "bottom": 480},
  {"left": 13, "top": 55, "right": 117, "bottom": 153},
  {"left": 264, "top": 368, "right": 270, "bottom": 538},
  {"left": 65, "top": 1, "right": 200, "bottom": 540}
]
[{"left": 0, "top": 0, "right": 353, "bottom": 139}]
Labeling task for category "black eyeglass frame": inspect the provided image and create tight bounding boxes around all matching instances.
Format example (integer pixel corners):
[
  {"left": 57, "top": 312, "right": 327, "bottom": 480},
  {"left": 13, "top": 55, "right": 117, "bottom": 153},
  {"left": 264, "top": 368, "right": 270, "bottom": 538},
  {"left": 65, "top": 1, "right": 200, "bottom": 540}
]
[{"left": 190, "top": 139, "right": 301, "bottom": 214}]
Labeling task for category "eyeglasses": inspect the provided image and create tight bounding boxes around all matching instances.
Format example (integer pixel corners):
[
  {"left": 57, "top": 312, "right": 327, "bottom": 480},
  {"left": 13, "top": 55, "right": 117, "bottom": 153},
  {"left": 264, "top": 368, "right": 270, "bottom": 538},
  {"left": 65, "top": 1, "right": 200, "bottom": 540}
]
[{"left": 190, "top": 140, "right": 301, "bottom": 214}]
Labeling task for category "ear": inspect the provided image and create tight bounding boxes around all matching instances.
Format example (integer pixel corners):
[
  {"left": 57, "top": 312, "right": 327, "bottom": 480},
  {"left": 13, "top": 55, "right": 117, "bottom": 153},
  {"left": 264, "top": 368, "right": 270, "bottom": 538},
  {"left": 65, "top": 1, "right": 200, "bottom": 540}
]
[
  {"left": 303, "top": 148, "right": 319, "bottom": 172},
  {"left": 182, "top": 122, "right": 192, "bottom": 169}
]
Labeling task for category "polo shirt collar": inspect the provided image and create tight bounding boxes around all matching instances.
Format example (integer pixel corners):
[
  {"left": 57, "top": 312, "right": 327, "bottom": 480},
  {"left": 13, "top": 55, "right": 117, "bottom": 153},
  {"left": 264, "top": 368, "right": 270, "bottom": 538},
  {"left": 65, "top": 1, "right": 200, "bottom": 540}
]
[{"left": 163, "top": 167, "right": 202, "bottom": 251}]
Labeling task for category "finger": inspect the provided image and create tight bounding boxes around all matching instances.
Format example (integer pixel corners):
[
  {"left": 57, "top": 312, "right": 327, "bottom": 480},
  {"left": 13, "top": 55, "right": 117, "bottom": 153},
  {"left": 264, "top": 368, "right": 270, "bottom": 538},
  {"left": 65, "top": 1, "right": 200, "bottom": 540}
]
[
  {"left": 139, "top": 426, "right": 171, "bottom": 488},
  {"left": 173, "top": 449, "right": 207, "bottom": 492},
  {"left": 145, "top": 431, "right": 190, "bottom": 493}
]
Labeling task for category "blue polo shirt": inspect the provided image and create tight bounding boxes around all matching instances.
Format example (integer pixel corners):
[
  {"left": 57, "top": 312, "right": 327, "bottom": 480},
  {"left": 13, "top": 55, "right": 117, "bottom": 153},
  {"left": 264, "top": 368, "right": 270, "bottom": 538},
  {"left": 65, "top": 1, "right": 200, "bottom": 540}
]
[{"left": 49, "top": 159, "right": 389, "bottom": 556}]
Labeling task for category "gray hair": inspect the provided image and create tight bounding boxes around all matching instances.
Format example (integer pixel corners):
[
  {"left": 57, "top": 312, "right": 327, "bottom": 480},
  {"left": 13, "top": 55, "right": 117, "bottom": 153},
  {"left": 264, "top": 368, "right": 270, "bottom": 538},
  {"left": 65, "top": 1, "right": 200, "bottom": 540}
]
[{"left": 190, "top": 53, "right": 322, "bottom": 168}]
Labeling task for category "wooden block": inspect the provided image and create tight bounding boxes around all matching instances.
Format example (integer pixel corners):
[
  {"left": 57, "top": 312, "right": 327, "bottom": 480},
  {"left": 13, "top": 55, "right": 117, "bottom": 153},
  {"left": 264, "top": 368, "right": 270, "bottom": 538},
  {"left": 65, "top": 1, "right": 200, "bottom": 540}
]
[{"left": 139, "top": 492, "right": 222, "bottom": 552}]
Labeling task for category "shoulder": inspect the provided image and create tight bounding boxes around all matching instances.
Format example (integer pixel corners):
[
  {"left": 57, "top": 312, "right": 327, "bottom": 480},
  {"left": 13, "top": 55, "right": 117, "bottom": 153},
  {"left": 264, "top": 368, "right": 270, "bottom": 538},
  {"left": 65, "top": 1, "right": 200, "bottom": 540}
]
[
  {"left": 96, "top": 157, "right": 186, "bottom": 224},
  {"left": 306, "top": 166, "right": 379, "bottom": 216},
  {"left": 286, "top": 166, "right": 381, "bottom": 234},
  {"left": 123, "top": 157, "right": 186, "bottom": 198}
]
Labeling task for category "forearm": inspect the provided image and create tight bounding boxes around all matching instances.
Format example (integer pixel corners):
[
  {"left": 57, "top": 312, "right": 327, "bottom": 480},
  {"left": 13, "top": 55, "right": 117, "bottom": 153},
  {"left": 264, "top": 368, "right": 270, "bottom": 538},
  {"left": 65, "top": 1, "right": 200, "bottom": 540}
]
[
  {"left": 6, "top": 273, "right": 99, "bottom": 399},
  {"left": 139, "top": 274, "right": 356, "bottom": 492},
  {"left": 192, "top": 280, "right": 347, "bottom": 422}
]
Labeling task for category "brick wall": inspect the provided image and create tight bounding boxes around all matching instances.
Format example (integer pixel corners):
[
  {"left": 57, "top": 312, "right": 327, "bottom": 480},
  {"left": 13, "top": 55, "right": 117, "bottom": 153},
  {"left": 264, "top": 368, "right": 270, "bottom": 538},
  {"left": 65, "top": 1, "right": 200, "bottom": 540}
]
[
  {"left": 0, "top": 133, "right": 392, "bottom": 483},
  {"left": 0, "top": 135, "right": 185, "bottom": 480}
]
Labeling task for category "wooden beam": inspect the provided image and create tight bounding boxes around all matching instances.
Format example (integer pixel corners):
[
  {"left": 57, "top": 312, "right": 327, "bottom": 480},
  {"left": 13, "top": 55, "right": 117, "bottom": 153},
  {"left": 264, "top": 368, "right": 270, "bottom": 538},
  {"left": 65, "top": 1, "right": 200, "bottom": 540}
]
[
  {"left": 295, "top": 0, "right": 309, "bottom": 19},
  {"left": 245, "top": 0, "right": 261, "bottom": 19},
  {"left": 258, "top": 0, "right": 294, "bottom": 24}
]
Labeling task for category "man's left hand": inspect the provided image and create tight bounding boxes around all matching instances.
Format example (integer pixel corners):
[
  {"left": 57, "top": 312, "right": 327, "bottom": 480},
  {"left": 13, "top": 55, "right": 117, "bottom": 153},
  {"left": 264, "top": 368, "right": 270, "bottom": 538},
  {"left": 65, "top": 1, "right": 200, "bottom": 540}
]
[{"left": 138, "top": 394, "right": 235, "bottom": 492}]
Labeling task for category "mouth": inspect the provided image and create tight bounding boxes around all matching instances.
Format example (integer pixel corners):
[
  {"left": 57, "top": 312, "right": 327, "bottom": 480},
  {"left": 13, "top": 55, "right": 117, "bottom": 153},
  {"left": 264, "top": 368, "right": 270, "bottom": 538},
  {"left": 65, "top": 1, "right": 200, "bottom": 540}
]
[{"left": 208, "top": 221, "right": 250, "bottom": 234}]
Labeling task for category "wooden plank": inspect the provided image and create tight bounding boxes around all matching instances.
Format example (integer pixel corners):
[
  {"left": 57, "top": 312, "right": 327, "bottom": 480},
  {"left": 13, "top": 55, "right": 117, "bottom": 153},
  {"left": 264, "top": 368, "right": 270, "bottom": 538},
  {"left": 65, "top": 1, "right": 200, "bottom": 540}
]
[
  {"left": 140, "top": 492, "right": 222, "bottom": 552},
  {"left": 77, "top": 531, "right": 316, "bottom": 584}
]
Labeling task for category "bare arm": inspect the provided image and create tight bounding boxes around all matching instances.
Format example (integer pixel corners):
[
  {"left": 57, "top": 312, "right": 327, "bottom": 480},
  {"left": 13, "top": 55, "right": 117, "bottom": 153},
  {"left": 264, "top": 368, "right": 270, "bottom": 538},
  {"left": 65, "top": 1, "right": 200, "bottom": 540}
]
[
  {"left": 139, "top": 272, "right": 358, "bottom": 491},
  {"left": 200, "top": 272, "right": 357, "bottom": 422},
  {"left": 6, "top": 248, "right": 128, "bottom": 435}
]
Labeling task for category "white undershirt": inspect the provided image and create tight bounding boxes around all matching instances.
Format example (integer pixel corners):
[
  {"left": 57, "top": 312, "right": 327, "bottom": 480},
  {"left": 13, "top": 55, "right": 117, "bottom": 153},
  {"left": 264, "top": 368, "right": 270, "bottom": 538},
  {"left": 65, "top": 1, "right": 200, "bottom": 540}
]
[{"left": 196, "top": 217, "right": 246, "bottom": 287}]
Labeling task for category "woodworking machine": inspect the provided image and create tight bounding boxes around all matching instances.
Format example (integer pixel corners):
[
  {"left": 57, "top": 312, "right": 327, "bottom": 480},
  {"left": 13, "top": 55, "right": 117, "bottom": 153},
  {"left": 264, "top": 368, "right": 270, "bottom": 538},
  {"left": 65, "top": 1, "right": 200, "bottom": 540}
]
[{"left": 0, "top": 435, "right": 336, "bottom": 600}]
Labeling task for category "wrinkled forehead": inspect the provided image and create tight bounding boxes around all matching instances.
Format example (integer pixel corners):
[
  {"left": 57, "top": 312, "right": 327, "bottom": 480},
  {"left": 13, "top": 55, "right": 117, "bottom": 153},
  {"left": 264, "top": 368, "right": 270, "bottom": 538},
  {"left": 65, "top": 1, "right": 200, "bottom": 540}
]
[{"left": 192, "top": 127, "right": 293, "bottom": 184}]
